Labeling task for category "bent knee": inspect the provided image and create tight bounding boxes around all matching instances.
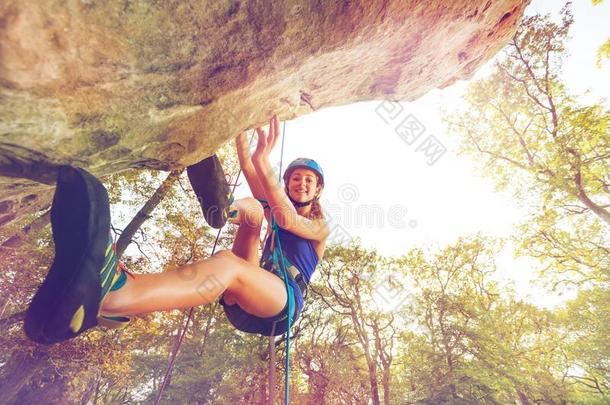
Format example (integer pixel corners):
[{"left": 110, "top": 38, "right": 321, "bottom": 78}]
[
  {"left": 213, "top": 249, "right": 237, "bottom": 259},
  {"left": 211, "top": 250, "right": 247, "bottom": 278},
  {"left": 213, "top": 250, "right": 247, "bottom": 268},
  {"left": 239, "top": 196, "right": 259, "bottom": 205}
]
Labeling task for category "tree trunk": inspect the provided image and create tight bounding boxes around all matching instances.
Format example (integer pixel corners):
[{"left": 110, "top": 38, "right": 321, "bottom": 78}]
[
  {"left": 516, "top": 389, "right": 532, "bottom": 405},
  {"left": 267, "top": 335, "right": 276, "bottom": 405},
  {"left": 0, "top": 208, "right": 51, "bottom": 249},
  {"left": 80, "top": 372, "right": 100, "bottom": 405},
  {"left": 93, "top": 379, "right": 100, "bottom": 405},
  {"left": 575, "top": 182, "right": 610, "bottom": 226},
  {"left": 570, "top": 151, "right": 610, "bottom": 226},
  {"left": 259, "top": 377, "right": 266, "bottom": 405},
  {"left": 382, "top": 367, "right": 391, "bottom": 405},
  {"left": 371, "top": 317, "right": 394, "bottom": 405},
  {"left": 115, "top": 170, "right": 183, "bottom": 257},
  {"left": 0, "top": 310, "right": 25, "bottom": 330},
  {"left": 366, "top": 360, "right": 381, "bottom": 405},
  {"left": 12, "top": 370, "right": 68, "bottom": 405},
  {"left": 0, "top": 298, "right": 7, "bottom": 319},
  {"left": 0, "top": 350, "right": 48, "bottom": 405}
]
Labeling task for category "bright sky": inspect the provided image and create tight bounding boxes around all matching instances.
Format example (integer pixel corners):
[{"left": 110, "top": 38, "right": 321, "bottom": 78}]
[{"left": 231, "top": 0, "right": 610, "bottom": 307}]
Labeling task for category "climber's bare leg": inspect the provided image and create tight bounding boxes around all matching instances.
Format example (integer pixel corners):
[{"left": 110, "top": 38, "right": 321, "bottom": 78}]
[
  {"left": 225, "top": 197, "right": 265, "bottom": 305},
  {"left": 230, "top": 197, "right": 264, "bottom": 264},
  {"left": 101, "top": 250, "right": 287, "bottom": 318}
]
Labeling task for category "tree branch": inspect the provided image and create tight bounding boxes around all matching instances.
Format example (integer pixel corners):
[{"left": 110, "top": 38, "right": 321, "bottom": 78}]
[{"left": 116, "top": 170, "right": 183, "bottom": 257}]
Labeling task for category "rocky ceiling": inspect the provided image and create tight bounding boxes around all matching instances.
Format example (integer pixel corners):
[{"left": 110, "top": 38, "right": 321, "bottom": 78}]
[{"left": 0, "top": 0, "right": 530, "bottom": 228}]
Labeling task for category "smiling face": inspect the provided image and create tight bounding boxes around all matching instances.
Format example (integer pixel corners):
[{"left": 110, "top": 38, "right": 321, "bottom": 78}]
[{"left": 286, "top": 168, "right": 322, "bottom": 202}]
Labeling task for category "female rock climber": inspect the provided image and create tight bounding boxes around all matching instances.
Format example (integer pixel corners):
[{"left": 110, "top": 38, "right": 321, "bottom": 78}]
[{"left": 24, "top": 115, "right": 330, "bottom": 344}]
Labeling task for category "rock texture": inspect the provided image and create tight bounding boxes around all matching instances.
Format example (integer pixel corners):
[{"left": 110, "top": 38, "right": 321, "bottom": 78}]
[{"left": 0, "top": 0, "right": 530, "bottom": 226}]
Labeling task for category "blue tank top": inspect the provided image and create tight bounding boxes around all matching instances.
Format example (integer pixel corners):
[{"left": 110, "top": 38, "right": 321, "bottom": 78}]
[
  {"left": 262, "top": 226, "right": 319, "bottom": 282},
  {"left": 261, "top": 226, "right": 320, "bottom": 308}
]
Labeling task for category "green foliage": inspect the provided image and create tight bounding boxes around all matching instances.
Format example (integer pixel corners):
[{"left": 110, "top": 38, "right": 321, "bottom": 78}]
[
  {"left": 597, "top": 39, "right": 610, "bottom": 67},
  {"left": 559, "top": 286, "right": 610, "bottom": 402},
  {"left": 441, "top": 5, "right": 609, "bottom": 405},
  {"left": 448, "top": 7, "right": 609, "bottom": 209},
  {"left": 445, "top": 5, "right": 610, "bottom": 283},
  {"left": 591, "top": 1, "right": 610, "bottom": 67},
  {"left": 395, "top": 237, "right": 565, "bottom": 404},
  {"left": 2, "top": 190, "right": 608, "bottom": 404}
]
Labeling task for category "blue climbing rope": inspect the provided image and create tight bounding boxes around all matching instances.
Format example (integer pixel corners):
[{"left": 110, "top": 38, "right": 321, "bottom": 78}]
[
  {"left": 271, "top": 219, "right": 293, "bottom": 405},
  {"left": 266, "top": 120, "right": 293, "bottom": 404},
  {"left": 253, "top": 120, "right": 294, "bottom": 404},
  {"left": 278, "top": 120, "right": 293, "bottom": 405}
]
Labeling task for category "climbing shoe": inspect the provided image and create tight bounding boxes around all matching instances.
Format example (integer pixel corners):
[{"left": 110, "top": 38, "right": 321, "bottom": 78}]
[
  {"left": 24, "top": 166, "right": 128, "bottom": 344},
  {"left": 186, "top": 154, "right": 232, "bottom": 229}
]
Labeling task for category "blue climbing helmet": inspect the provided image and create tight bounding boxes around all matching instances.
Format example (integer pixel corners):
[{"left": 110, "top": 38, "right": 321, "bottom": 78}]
[{"left": 283, "top": 158, "right": 324, "bottom": 187}]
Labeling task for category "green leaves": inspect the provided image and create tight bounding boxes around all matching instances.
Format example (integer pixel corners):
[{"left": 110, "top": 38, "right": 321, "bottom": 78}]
[{"left": 442, "top": 6, "right": 609, "bottom": 404}]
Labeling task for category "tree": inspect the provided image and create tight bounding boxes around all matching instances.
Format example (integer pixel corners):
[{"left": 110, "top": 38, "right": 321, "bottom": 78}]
[
  {"left": 313, "top": 243, "right": 403, "bottom": 405},
  {"left": 296, "top": 280, "right": 371, "bottom": 405},
  {"left": 441, "top": 7, "right": 609, "bottom": 404},
  {"left": 396, "top": 236, "right": 570, "bottom": 404},
  {"left": 445, "top": 5, "right": 610, "bottom": 286},
  {"left": 115, "top": 169, "right": 183, "bottom": 257},
  {"left": 592, "top": 0, "right": 610, "bottom": 67},
  {"left": 448, "top": 6, "right": 609, "bottom": 224},
  {"left": 560, "top": 286, "right": 610, "bottom": 403}
]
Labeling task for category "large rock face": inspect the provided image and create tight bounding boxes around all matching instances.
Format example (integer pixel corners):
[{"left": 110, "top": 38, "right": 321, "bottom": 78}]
[{"left": 0, "top": 0, "right": 530, "bottom": 226}]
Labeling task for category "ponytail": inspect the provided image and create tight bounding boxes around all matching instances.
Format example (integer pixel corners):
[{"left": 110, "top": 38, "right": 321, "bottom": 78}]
[{"left": 308, "top": 198, "right": 324, "bottom": 220}]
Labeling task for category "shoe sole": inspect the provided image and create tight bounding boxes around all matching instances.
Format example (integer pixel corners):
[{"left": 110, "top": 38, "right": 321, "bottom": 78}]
[
  {"left": 187, "top": 155, "right": 230, "bottom": 229},
  {"left": 24, "top": 166, "right": 110, "bottom": 344}
]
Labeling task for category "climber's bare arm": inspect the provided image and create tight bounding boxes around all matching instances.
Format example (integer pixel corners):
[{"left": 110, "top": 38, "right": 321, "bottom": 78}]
[{"left": 251, "top": 116, "right": 330, "bottom": 242}]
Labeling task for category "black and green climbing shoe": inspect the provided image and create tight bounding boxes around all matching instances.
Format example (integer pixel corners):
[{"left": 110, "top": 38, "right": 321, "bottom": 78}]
[
  {"left": 24, "top": 166, "right": 126, "bottom": 344},
  {"left": 187, "top": 154, "right": 231, "bottom": 229}
]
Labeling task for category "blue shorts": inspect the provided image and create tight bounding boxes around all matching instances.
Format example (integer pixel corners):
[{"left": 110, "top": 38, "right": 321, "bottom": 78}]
[{"left": 220, "top": 279, "right": 303, "bottom": 336}]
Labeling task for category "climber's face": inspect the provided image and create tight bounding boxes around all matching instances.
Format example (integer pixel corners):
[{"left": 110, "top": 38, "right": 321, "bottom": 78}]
[{"left": 286, "top": 168, "right": 321, "bottom": 202}]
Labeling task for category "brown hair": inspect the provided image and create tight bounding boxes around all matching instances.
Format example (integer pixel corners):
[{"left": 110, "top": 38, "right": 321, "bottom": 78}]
[{"left": 308, "top": 198, "right": 324, "bottom": 220}]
